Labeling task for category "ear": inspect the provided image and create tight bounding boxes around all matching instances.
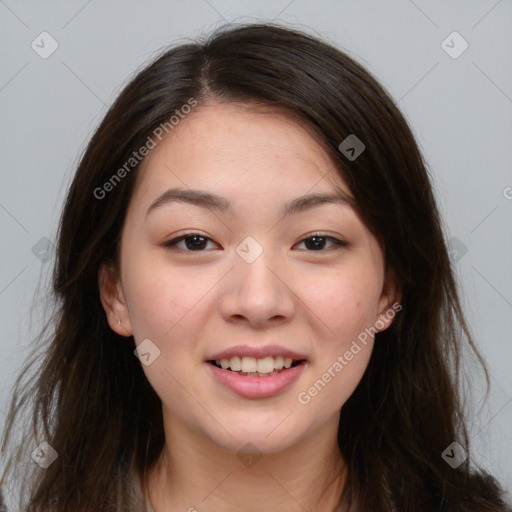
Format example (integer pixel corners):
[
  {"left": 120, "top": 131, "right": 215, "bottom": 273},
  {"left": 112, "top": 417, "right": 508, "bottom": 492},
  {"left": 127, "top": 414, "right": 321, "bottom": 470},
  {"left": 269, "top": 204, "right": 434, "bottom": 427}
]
[
  {"left": 98, "top": 262, "right": 133, "bottom": 337},
  {"left": 375, "top": 266, "right": 402, "bottom": 333}
]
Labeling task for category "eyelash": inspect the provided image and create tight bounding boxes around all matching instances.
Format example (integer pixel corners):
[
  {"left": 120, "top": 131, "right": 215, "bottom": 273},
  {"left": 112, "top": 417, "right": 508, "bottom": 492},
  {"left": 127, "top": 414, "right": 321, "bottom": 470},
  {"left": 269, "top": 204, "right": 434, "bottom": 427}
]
[{"left": 163, "top": 232, "right": 348, "bottom": 253}]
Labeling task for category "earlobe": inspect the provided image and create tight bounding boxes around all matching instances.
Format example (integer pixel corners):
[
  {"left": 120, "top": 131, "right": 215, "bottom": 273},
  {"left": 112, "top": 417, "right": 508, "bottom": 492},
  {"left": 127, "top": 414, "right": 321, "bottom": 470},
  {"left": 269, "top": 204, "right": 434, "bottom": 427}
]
[{"left": 98, "top": 262, "right": 133, "bottom": 337}]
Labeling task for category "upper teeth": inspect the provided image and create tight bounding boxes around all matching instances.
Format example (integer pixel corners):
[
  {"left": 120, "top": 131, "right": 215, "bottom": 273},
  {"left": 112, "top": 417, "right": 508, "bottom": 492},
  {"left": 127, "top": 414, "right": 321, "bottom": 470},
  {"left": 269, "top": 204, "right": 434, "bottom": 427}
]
[{"left": 215, "top": 356, "right": 295, "bottom": 373}]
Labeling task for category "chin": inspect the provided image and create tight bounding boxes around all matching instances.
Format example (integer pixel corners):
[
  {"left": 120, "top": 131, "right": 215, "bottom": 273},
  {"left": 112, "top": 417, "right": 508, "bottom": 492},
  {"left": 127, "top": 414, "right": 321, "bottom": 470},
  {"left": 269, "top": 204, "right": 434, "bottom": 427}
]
[{"left": 200, "top": 416, "right": 306, "bottom": 455}]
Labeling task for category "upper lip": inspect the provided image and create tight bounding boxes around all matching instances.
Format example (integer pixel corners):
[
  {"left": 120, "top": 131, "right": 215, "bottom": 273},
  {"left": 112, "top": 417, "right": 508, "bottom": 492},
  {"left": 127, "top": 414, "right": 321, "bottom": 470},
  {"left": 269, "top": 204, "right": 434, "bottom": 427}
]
[{"left": 207, "top": 344, "right": 308, "bottom": 361}]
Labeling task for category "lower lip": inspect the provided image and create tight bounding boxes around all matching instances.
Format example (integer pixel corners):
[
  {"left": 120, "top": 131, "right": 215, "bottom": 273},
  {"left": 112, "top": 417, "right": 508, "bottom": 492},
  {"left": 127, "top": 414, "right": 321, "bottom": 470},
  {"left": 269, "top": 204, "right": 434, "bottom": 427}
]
[{"left": 205, "top": 361, "right": 306, "bottom": 399}]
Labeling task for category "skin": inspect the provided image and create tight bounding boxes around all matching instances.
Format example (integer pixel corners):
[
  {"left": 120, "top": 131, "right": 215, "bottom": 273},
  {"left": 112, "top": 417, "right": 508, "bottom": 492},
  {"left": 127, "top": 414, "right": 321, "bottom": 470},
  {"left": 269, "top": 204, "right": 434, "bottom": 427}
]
[{"left": 99, "top": 102, "right": 401, "bottom": 511}]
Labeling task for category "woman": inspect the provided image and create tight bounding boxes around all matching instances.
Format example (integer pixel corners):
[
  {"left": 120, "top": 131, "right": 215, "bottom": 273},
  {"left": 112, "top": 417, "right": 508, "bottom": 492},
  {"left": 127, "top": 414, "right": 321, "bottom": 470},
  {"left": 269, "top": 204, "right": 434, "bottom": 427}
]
[{"left": 1, "top": 22, "right": 510, "bottom": 512}]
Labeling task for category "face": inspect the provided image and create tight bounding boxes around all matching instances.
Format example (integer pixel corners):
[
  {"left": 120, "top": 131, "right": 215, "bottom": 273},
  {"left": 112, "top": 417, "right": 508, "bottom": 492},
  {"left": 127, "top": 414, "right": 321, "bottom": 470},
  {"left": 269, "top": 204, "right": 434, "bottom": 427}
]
[{"left": 99, "top": 102, "right": 400, "bottom": 455}]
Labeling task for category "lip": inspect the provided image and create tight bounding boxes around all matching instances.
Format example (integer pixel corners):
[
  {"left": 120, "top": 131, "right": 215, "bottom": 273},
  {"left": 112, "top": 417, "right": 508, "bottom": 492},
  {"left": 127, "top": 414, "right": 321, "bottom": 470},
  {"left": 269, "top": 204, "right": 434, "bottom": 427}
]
[
  {"left": 207, "top": 344, "right": 308, "bottom": 361},
  {"left": 205, "top": 360, "right": 307, "bottom": 399}
]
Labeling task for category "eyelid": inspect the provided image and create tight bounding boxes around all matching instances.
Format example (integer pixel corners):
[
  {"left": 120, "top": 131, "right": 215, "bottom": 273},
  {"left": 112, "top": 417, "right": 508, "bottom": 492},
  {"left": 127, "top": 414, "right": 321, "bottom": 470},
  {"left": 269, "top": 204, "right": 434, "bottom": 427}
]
[
  {"left": 163, "top": 231, "right": 349, "bottom": 253},
  {"left": 295, "top": 232, "right": 349, "bottom": 250},
  {"left": 163, "top": 232, "right": 221, "bottom": 251}
]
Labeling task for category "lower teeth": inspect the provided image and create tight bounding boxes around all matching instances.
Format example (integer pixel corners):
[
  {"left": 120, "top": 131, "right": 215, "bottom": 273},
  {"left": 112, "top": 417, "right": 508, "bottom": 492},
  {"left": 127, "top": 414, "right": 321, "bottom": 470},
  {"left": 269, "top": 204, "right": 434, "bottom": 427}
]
[{"left": 231, "top": 369, "right": 284, "bottom": 377}]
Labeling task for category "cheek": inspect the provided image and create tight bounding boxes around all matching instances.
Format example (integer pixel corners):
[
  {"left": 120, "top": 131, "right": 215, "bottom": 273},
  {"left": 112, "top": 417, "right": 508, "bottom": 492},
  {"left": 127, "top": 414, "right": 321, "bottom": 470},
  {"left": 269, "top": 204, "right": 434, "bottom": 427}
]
[
  {"left": 124, "top": 270, "right": 172, "bottom": 339},
  {"left": 123, "top": 259, "right": 201, "bottom": 340},
  {"left": 299, "top": 264, "right": 381, "bottom": 342},
  {"left": 123, "top": 263, "right": 207, "bottom": 406},
  {"left": 295, "top": 264, "right": 379, "bottom": 411},
  {"left": 122, "top": 259, "right": 217, "bottom": 389},
  {"left": 302, "top": 343, "right": 373, "bottom": 415}
]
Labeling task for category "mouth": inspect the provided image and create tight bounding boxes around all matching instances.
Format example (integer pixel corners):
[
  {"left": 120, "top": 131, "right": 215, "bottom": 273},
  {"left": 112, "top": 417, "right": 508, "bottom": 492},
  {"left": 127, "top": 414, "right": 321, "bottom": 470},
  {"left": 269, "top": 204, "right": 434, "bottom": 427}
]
[
  {"left": 206, "top": 356, "right": 307, "bottom": 398},
  {"left": 207, "top": 356, "right": 305, "bottom": 377}
]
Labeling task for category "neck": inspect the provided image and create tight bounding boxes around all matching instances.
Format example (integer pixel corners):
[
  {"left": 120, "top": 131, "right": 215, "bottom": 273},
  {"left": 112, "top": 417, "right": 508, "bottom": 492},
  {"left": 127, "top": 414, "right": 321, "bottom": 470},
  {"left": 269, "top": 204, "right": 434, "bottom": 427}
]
[{"left": 147, "top": 410, "right": 348, "bottom": 512}]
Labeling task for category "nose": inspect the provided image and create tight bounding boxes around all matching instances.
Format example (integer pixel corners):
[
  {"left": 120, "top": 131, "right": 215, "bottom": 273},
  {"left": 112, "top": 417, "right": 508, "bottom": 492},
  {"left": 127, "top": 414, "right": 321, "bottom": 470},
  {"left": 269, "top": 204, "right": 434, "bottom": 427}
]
[{"left": 219, "top": 248, "right": 295, "bottom": 328}]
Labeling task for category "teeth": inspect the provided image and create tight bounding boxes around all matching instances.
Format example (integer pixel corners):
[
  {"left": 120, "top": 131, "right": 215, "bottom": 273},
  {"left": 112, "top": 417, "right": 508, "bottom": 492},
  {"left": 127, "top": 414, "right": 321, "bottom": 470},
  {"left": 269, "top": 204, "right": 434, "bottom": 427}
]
[
  {"left": 230, "top": 356, "right": 241, "bottom": 371},
  {"left": 214, "top": 355, "right": 300, "bottom": 373},
  {"left": 241, "top": 356, "right": 257, "bottom": 373},
  {"left": 256, "top": 357, "right": 274, "bottom": 373}
]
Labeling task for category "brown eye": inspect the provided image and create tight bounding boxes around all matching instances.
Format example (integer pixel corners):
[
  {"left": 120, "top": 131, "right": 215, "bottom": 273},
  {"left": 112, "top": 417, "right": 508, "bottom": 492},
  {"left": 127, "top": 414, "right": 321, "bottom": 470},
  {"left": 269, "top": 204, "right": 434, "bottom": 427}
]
[
  {"left": 295, "top": 234, "right": 348, "bottom": 251},
  {"left": 164, "top": 233, "right": 220, "bottom": 251}
]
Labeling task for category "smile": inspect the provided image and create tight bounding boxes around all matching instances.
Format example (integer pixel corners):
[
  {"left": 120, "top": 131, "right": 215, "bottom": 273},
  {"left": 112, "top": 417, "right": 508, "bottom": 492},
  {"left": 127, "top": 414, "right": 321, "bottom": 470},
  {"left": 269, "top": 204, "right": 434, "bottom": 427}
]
[
  {"left": 206, "top": 358, "right": 307, "bottom": 399},
  {"left": 209, "top": 355, "right": 303, "bottom": 377}
]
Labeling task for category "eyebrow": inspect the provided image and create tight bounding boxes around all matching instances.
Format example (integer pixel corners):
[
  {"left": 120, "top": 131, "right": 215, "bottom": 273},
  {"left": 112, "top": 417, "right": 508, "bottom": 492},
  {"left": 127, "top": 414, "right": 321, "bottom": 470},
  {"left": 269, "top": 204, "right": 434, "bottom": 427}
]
[{"left": 145, "top": 187, "right": 351, "bottom": 218}]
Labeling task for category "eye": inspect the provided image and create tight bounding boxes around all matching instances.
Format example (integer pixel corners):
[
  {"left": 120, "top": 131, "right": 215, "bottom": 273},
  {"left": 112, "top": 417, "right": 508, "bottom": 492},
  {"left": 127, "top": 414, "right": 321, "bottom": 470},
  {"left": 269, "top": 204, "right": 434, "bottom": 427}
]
[
  {"left": 294, "top": 233, "right": 348, "bottom": 252},
  {"left": 163, "top": 232, "right": 348, "bottom": 253},
  {"left": 163, "top": 233, "right": 220, "bottom": 252}
]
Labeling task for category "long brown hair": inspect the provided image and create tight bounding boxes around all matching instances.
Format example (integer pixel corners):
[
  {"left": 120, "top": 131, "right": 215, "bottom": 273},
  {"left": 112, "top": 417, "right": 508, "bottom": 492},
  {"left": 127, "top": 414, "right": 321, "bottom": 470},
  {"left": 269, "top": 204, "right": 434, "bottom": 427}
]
[{"left": 1, "top": 22, "right": 510, "bottom": 512}]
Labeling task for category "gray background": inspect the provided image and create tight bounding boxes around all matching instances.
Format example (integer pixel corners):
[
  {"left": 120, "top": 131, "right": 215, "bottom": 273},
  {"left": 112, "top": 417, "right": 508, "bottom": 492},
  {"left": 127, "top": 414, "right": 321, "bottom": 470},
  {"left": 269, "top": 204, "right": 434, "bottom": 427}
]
[{"left": 1, "top": 0, "right": 511, "bottom": 499}]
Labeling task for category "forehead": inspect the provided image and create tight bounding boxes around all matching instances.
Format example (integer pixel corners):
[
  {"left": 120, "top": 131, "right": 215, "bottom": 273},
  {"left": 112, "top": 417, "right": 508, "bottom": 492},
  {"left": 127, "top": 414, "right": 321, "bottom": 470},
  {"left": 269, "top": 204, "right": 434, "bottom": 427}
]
[{"left": 130, "top": 102, "right": 353, "bottom": 211}]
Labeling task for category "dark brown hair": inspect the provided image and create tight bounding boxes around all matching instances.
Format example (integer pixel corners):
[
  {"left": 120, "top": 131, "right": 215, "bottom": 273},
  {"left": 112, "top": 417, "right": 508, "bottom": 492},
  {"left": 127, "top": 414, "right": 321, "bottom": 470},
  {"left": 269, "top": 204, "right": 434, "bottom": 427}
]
[{"left": 1, "top": 22, "right": 510, "bottom": 512}]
